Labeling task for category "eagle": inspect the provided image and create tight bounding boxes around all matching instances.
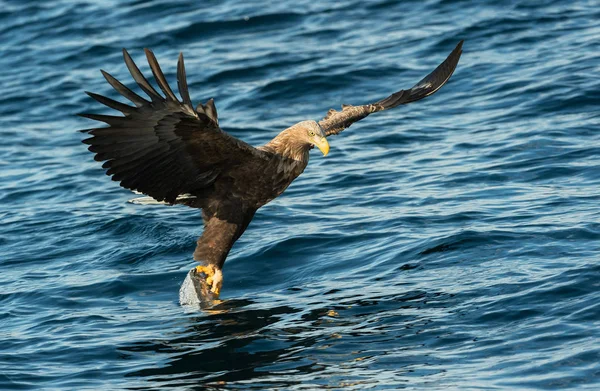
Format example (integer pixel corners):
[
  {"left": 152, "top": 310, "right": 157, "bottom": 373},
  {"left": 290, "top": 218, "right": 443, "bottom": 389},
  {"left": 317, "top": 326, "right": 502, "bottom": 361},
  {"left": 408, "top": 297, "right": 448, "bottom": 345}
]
[{"left": 80, "top": 41, "right": 463, "bottom": 297}]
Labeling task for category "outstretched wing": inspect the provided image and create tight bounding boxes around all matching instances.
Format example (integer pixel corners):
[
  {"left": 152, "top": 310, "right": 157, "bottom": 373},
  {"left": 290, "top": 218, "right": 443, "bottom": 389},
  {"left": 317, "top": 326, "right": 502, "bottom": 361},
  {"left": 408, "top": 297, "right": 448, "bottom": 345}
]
[
  {"left": 318, "top": 40, "right": 463, "bottom": 136},
  {"left": 81, "top": 49, "right": 271, "bottom": 204}
]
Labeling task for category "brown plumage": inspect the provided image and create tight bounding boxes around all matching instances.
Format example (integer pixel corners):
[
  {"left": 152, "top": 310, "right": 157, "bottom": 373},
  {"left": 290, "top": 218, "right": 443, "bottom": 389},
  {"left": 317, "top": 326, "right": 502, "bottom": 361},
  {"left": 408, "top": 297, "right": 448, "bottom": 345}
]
[{"left": 80, "top": 41, "right": 463, "bottom": 295}]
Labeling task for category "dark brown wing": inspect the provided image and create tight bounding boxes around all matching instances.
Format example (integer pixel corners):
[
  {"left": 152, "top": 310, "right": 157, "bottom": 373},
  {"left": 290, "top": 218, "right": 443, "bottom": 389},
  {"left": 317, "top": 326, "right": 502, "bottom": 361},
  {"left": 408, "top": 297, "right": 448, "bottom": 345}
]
[
  {"left": 80, "top": 49, "right": 271, "bottom": 204},
  {"left": 319, "top": 40, "right": 463, "bottom": 136}
]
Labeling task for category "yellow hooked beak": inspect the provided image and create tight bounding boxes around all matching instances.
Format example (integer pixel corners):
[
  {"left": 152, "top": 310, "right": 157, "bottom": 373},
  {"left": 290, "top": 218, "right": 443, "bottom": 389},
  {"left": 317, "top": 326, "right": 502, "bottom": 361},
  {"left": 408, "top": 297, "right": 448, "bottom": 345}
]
[{"left": 314, "top": 136, "right": 330, "bottom": 156}]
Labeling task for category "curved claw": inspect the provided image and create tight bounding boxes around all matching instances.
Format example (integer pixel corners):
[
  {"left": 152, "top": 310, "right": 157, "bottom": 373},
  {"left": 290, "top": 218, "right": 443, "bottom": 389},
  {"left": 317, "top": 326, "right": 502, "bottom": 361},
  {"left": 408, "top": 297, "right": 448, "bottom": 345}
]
[{"left": 195, "top": 265, "right": 223, "bottom": 295}]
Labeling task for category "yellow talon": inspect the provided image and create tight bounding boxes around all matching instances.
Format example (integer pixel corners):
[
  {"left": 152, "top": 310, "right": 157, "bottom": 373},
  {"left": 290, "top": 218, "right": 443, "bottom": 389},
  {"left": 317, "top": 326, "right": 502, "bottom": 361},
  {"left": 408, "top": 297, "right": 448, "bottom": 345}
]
[
  {"left": 194, "top": 265, "right": 223, "bottom": 295},
  {"left": 195, "top": 265, "right": 213, "bottom": 284}
]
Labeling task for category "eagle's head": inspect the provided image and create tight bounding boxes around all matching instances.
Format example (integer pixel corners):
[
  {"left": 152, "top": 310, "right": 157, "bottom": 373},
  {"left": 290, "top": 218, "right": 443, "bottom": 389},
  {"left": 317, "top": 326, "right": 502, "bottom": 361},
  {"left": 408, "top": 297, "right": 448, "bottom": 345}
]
[{"left": 293, "top": 120, "right": 329, "bottom": 156}]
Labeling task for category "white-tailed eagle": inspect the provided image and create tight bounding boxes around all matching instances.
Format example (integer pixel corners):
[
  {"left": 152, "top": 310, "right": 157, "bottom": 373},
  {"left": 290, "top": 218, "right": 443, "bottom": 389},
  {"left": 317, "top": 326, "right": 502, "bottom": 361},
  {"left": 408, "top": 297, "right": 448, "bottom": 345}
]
[{"left": 81, "top": 41, "right": 463, "bottom": 296}]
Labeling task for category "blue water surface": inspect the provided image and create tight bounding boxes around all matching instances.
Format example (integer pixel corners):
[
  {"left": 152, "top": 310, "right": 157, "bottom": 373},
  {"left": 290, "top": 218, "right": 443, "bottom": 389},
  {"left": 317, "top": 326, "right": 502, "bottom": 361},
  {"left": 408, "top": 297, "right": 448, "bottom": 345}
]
[{"left": 1, "top": 0, "right": 599, "bottom": 390}]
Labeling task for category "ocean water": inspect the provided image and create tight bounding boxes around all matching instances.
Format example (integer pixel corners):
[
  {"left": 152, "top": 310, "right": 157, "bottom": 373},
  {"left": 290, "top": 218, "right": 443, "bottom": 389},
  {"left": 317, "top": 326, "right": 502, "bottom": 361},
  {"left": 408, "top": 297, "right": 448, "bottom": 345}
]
[{"left": 1, "top": 0, "right": 599, "bottom": 389}]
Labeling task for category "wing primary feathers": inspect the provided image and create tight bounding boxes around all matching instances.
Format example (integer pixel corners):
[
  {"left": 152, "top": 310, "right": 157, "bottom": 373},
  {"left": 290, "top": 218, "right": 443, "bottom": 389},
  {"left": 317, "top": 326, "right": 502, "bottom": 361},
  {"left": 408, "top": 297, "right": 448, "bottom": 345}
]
[
  {"left": 177, "top": 52, "right": 195, "bottom": 112},
  {"left": 400, "top": 39, "right": 463, "bottom": 105},
  {"left": 374, "top": 39, "right": 463, "bottom": 110},
  {"left": 204, "top": 98, "right": 218, "bottom": 125},
  {"left": 373, "top": 90, "right": 410, "bottom": 110},
  {"left": 101, "top": 70, "right": 148, "bottom": 107},
  {"left": 122, "top": 48, "right": 163, "bottom": 102},
  {"left": 85, "top": 91, "right": 137, "bottom": 114},
  {"left": 144, "top": 48, "right": 179, "bottom": 102}
]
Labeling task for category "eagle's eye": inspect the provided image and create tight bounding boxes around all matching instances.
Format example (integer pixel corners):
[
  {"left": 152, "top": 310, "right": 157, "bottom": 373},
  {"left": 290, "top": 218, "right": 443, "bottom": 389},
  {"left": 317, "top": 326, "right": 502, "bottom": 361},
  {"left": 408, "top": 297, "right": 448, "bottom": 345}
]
[{"left": 308, "top": 130, "right": 315, "bottom": 137}]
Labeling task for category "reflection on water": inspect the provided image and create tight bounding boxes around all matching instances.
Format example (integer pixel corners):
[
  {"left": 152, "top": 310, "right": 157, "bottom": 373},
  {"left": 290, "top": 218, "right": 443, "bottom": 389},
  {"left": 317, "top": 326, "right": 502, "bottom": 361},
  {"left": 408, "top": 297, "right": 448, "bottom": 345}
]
[{"left": 121, "top": 282, "right": 458, "bottom": 389}]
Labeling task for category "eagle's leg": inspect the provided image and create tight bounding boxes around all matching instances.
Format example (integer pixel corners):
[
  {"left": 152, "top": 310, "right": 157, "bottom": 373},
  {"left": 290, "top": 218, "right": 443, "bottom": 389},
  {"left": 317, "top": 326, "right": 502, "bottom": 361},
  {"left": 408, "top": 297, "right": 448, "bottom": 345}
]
[
  {"left": 193, "top": 211, "right": 253, "bottom": 296},
  {"left": 191, "top": 207, "right": 257, "bottom": 297}
]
